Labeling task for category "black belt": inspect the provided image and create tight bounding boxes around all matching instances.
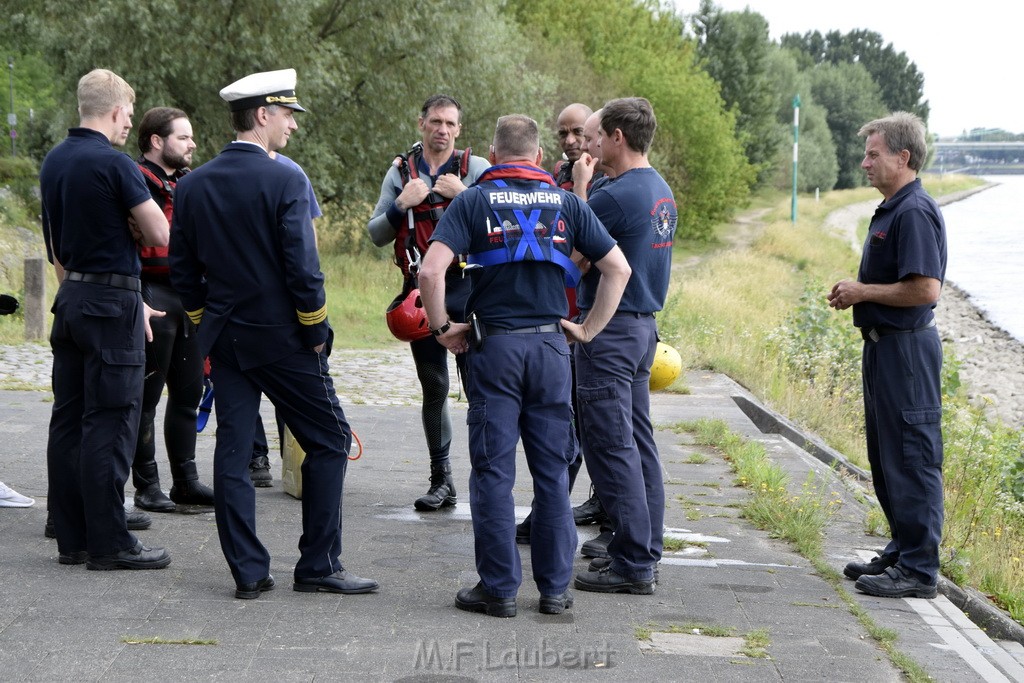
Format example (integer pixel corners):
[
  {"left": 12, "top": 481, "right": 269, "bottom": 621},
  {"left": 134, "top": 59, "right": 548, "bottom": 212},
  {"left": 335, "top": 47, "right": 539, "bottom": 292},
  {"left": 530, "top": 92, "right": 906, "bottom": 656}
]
[
  {"left": 613, "top": 311, "right": 655, "bottom": 318},
  {"left": 861, "top": 319, "right": 935, "bottom": 343},
  {"left": 483, "top": 323, "right": 560, "bottom": 336},
  {"left": 65, "top": 271, "right": 142, "bottom": 292}
]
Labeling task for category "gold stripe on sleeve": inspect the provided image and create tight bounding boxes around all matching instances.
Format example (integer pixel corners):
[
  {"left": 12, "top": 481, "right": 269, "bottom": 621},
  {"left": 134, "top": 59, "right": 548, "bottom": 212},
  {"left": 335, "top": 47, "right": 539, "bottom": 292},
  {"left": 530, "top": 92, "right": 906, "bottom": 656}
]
[{"left": 296, "top": 305, "right": 327, "bottom": 326}]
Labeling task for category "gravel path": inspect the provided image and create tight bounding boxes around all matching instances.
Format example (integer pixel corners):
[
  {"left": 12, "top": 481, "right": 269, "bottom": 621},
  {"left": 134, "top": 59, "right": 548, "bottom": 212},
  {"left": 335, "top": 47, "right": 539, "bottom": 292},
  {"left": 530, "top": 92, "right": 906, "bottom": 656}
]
[{"left": 0, "top": 343, "right": 456, "bottom": 408}]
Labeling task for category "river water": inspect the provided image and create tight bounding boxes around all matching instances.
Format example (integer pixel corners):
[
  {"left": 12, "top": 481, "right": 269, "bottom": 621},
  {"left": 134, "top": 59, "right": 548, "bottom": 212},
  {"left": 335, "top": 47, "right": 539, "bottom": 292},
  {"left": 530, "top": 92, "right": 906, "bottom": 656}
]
[{"left": 941, "top": 175, "right": 1024, "bottom": 342}]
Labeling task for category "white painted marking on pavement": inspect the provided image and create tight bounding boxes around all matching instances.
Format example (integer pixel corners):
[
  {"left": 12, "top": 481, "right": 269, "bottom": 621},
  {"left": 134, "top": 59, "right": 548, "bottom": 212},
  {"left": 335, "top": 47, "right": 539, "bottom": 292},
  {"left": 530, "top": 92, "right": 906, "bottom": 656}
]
[
  {"left": 906, "top": 598, "right": 1014, "bottom": 682},
  {"left": 660, "top": 557, "right": 803, "bottom": 569},
  {"left": 932, "top": 597, "right": 1024, "bottom": 681},
  {"left": 664, "top": 527, "right": 730, "bottom": 544}
]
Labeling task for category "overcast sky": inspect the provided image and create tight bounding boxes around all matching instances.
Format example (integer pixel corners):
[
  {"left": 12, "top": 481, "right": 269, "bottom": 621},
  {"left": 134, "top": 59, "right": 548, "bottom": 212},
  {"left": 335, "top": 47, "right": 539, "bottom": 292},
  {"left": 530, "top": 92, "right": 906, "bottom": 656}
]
[{"left": 672, "top": 0, "right": 1020, "bottom": 137}]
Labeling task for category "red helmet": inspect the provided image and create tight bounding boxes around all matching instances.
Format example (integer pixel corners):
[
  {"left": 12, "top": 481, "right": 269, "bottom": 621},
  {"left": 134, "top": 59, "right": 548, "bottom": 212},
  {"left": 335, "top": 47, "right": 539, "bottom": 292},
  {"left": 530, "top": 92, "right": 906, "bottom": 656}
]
[{"left": 386, "top": 288, "right": 431, "bottom": 342}]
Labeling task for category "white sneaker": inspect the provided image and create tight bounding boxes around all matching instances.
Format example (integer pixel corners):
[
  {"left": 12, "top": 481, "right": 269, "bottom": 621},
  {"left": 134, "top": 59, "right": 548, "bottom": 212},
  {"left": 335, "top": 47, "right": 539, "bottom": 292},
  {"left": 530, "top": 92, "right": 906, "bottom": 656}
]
[{"left": 0, "top": 481, "right": 35, "bottom": 507}]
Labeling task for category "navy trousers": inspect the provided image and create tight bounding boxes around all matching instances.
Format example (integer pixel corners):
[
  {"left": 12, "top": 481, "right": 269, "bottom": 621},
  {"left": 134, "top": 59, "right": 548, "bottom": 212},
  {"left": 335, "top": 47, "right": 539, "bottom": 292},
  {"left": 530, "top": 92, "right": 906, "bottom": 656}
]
[
  {"left": 574, "top": 313, "right": 662, "bottom": 581},
  {"left": 465, "top": 332, "right": 577, "bottom": 597},
  {"left": 134, "top": 281, "right": 204, "bottom": 485},
  {"left": 47, "top": 281, "right": 145, "bottom": 556},
  {"left": 862, "top": 325, "right": 944, "bottom": 584},
  {"left": 209, "top": 332, "right": 351, "bottom": 585}
]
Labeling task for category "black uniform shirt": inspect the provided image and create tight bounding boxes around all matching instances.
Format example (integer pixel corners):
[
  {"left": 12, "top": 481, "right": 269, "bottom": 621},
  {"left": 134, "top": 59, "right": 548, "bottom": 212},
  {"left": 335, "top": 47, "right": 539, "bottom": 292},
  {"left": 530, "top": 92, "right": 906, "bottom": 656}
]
[
  {"left": 853, "top": 179, "right": 947, "bottom": 330},
  {"left": 40, "top": 128, "right": 151, "bottom": 277}
]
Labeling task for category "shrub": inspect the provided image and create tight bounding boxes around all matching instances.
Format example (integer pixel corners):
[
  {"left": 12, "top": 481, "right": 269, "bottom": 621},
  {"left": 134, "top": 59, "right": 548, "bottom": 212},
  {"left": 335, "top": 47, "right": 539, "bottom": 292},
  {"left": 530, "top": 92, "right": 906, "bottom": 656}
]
[{"left": 0, "top": 156, "right": 40, "bottom": 212}]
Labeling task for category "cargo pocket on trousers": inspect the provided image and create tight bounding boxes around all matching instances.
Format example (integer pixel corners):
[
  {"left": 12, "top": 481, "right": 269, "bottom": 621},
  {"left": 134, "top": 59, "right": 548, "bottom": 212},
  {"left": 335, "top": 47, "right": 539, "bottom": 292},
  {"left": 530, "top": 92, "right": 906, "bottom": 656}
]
[
  {"left": 577, "top": 381, "right": 628, "bottom": 450},
  {"left": 82, "top": 298, "right": 131, "bottom": 348},
  {"left": 901, "top": 406, "right": 943, "bottom": 469},
  {"left": 96, "top": 348, "right": 145, "bottom": 408},
  {"left": 466, "top": 402, "right": 491, "bottom": 470}
]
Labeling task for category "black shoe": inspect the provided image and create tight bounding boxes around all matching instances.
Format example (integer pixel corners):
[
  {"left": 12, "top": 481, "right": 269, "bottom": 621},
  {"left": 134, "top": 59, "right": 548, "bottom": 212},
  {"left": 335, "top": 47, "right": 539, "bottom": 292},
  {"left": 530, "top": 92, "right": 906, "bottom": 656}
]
[
  {"left": 573, "top": 492, "right": 608, "bottom": 526},
  {"left": 249, "top": 455, "right": 273, "bottom": 487},
  {"left": 86, "top": 540, "right": 171, "bottom": 570},
  {"left": 855, "top": 566, "right": 937, "bottom": 599},
  {"left": 170, "top": 480, "right": 215, "bottom": 506},
  {"left": 589, "top": 557, "right": 661, "bottom": 583},
  {"left": 58, "top": 550, "right": 88, "bottom": 565},
  {"left": 127, "top": 509, "right": 152, "bottom": 530},
  {"left": 581, "top": 530, "right": 613, "bottom": 559},
  {"left": 574, "top": 566, "right": 654, "bottom": 595},
  {"left": 414, "top": 462, "right": 456, "bottom": 511},
  {"left": 235, "top": 575, "right": 275, "bottom": 599},
  {"left": 134, "top": 485, "right": 176, "bottom": 512},
  {"left": 455, "top": 582, "right": 516, "bottom": 618},
  {"left": 844, "top": 553, "right": 897, "bottom": 580},
  {"left": 293, "top": 569, "right": 379, "bottom": 594},
  {"left": 515, "top": 518, "right": 531, "bottom": 545},
  {"left": 539, "top": 591, "right": 573, "bottom": 615}
]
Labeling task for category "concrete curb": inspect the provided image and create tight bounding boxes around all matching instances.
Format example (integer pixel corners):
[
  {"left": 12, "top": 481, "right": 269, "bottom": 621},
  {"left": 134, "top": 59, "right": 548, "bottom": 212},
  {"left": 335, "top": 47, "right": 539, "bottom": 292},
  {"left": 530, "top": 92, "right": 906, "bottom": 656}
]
[
  {"left": 940, "top": 578, "right": 1024, "bottom": 644},
  {"left": 730, "top": 394, "right": 870, "bottom": 482}
]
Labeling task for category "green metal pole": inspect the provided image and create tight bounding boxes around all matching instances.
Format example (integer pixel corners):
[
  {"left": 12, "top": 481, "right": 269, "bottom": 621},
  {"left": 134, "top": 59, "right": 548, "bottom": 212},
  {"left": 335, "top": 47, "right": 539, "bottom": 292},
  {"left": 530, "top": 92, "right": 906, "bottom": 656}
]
[
  {"left": 791, "top": 94, "right": 800, "bottom": 223},
  {"left": 7, "top": 58, "right": 16, "bottom": 157}
]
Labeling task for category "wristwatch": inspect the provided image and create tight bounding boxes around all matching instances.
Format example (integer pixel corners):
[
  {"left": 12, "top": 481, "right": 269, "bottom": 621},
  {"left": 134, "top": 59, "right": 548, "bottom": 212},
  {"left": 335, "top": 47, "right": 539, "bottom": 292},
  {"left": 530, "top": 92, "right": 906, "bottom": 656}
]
[{"left": 431, "top": 320, "right": 451, "bottom": 337}]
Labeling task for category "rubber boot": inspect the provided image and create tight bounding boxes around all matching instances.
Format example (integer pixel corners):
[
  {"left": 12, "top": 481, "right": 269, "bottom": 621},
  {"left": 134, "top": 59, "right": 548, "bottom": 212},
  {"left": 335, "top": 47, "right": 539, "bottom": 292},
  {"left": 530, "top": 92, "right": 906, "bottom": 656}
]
[
  {"left": 414, "top": 461, "right": 457, "bottom": 511},
  {"left": 169, "top": 459, "right": 215, "bottom": 506},
  {"left": 133, "top": 455, "right": 175, "bottom": 513}
]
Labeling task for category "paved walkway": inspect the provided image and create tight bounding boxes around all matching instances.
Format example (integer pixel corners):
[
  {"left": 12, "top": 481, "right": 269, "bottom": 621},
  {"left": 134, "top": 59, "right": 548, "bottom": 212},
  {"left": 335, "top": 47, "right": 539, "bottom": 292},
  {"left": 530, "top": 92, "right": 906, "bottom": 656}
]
[{"left": 1, "top": 354, "right": 1023, "bottom": 681}]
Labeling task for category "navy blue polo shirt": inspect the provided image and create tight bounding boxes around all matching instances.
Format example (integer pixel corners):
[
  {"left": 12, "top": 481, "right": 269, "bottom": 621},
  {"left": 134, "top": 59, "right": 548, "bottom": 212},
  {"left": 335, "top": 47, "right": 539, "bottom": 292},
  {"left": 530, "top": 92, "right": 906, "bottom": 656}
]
[
  {"left": 577, "top": 167, "right": 676, "bottom": 314},
  {"left": 853, "top": 179, "right": 947, "bottom": 330},
  {"left": 40, "top": 128, "right": 152, "bottom": 277},
  {"left": 431, "top": 175, "right": 615, "bottom": 328}
]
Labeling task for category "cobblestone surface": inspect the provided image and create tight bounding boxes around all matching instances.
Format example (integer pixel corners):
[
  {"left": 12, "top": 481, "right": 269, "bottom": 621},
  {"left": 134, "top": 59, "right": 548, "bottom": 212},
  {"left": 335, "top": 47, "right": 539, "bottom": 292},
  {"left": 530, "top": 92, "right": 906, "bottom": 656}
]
[{"left": 0, "top": 343, "right": 463, "bottom": 408}]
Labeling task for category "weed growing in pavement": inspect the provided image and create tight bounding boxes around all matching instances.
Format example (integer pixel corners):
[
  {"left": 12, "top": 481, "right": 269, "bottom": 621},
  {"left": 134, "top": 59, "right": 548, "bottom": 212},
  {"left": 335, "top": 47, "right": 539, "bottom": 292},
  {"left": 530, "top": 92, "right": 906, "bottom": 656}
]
[
  {"left": 662, "top": 537, "right": 708, "bottom": 552},
  {"left": 863, "top": 505, "right": 890, "bottom": 538},
  {"left": 740, "top": 629, "right": 771, "bottom": 658},
  {"left": 121, "top": 636, "right": 218, "bottom": 646}
]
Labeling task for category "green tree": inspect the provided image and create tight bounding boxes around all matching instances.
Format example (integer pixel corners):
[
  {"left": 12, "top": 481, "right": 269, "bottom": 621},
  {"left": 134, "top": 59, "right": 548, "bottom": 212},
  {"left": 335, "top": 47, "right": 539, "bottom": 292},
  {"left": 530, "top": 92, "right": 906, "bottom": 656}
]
[
  {"left": 0, "top": 51, "right": 63, "bottom": 161},
  {"left": 809, "top": 62, "right": 887, "bottom": 189},
  {"left": 0, "top": 0, "right": 554, "bottom": 208},
  {"left": 510, "top": 0, "right": 753, "bottom": 240},
  {"left": 781, "top": 29, "right": 928, "bottom": 120},
  {"left": 765, "top": 49, "right": 837, "bottom": 193},
  {"left": 691, "top": 1, "right": 783, "bottom": 187}
]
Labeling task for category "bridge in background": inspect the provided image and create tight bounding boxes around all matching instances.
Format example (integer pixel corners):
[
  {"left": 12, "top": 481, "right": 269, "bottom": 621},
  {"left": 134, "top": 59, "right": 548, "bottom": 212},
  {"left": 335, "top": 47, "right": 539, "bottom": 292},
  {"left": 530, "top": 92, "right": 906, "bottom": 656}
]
[{"left": 930, "top": 141, "right": 1024, "bottom": 174}]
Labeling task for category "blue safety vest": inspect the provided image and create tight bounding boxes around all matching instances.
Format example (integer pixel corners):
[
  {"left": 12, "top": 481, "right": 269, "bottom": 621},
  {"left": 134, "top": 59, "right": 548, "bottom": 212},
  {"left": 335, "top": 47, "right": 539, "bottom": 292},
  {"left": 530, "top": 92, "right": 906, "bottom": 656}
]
[{"left": 466, "top": 179, "right": 581, "bottom": 287}]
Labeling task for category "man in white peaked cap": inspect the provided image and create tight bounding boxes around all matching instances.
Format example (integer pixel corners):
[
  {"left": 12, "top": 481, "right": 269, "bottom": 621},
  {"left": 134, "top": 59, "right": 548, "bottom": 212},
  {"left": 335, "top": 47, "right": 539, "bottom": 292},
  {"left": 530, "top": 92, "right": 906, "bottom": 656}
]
[{"left": 169, "top": 68, "right": 378, "bottom": 599}]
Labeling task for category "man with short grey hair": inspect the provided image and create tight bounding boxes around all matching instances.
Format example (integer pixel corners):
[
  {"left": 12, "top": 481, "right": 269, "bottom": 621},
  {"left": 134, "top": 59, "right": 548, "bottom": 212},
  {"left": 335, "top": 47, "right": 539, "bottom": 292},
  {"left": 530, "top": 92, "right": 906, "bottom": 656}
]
[{"left": 829, "top": 111, "right": 946, "bottom": 599}]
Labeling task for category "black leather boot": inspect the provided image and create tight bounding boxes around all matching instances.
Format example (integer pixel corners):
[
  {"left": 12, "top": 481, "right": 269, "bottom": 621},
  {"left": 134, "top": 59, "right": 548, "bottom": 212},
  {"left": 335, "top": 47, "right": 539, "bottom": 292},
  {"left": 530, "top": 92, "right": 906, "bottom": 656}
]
[
  {"left": 168, "top": 459, "right": 214, "bottom": 506},
  {"left": 414, "top": 461, "right": 456, "bottom": 511},
  {"left": 133, "top": 459, "right": 175, "bottom": 513},
  {"left": 170, "top": 479, "right": 215, "bottom": 506}
]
